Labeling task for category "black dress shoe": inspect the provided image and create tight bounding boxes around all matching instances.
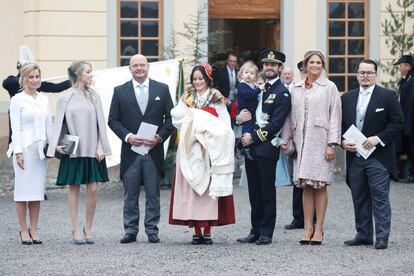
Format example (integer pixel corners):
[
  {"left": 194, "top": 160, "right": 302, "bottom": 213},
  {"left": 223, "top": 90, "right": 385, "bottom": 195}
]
[
  {"left": 344, "top": 237, "right": 373, "bottom": 246},
  {"left": 375, "top": 239, "right": 388, "bottom": 249},
  {"left": 202, "top": 234, "right": 213, "bottom": 245},
  {"left": 285, "top": 222, "right": 304, "bottom": 230},
  {"left": 120, "top": 233, "right": 137, "bottom": 244},
  {"left": 148, "top": 234, "right": 160, "bottom": 243},
  {"left": 191, "top": 234, "right": 204, "bottom": 245},
  {"left": 255, "top": 236, "right": 272, "bottom": 245},
  {"left": 237, "top": 234, "right": 260, "bottom": 243}
]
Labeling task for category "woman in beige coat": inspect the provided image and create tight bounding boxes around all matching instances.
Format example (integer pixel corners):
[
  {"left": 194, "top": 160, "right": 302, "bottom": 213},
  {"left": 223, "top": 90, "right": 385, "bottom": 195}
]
[
  {"left": 47, "top": 60, "right": 111, "bottom": 244},
  {"left": 282, "top": 50, "right": 341, "bottom": 245}
]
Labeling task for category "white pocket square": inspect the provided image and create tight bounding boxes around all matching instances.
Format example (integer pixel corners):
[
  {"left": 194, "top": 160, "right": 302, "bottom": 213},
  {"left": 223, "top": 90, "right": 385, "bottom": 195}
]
[
  {"left": 155, "top": 96, "right": 161, "bottom": 100},
  {"left": 375, "top": 108, "right": 384, "bottom": 112}
]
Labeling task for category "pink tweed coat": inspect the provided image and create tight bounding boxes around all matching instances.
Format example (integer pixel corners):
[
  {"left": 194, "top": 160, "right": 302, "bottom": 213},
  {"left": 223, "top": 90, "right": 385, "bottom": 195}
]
[{"left": 282, "top": 76, "right": 342, "bottom": 184}]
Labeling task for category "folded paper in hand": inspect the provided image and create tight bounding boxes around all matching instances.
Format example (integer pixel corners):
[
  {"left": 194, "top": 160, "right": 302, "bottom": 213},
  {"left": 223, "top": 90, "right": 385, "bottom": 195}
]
[
  {"left": 59, "top": 134, "right": 79, "bottom": 155},
  {"left": 343, "top": 124, "right": 375, "bottom": 159},
  {"left": 131, "top": 122, "right": 158, "bottom": 155}
]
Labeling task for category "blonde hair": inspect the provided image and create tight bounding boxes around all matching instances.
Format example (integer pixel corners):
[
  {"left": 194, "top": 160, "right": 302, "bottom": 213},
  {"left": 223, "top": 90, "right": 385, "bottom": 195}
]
[
  {"left": 238, "top": 61, "right": 259, "bottom": 81},
  {"left": 68, "top": 60, "right": 96, "bottom": 102},
  {"left": 19, "top": 63, "right": 41, "bottom": 88}
]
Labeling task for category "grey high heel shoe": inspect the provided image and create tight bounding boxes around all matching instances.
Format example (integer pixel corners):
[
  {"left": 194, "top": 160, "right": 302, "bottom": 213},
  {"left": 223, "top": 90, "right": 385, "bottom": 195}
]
[
  {"left": 72, "top": 231, "right": 86, "bottom": 245},
  {"left": 83, "top": 227, "right": 95, "bottom": 244}
]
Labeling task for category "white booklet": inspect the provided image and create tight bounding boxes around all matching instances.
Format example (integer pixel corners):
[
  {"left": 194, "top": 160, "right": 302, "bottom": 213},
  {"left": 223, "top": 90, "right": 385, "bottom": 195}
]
[
  {"left": 131, "top": 122, "right": 158, "bottom": 155},
  {"left": 343, "top": 124, "right": 376, "bottom": 159}
]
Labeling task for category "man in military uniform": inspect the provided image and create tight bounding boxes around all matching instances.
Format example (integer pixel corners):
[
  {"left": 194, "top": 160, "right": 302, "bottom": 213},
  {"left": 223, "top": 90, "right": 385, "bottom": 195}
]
[{"left": 236, "top": 49, "right": 291, "bottom": 245}]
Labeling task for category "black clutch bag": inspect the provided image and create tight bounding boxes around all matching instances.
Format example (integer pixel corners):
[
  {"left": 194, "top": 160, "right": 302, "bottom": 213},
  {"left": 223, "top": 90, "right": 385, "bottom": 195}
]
[{"left": 43, "top": 143, "right": 49, "bottom": 156}]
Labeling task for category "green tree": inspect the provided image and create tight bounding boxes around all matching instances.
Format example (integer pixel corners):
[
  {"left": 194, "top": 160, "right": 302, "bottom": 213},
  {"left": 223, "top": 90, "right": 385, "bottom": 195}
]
[
  {"left": 381, "top": 0, "right": 414, "bottom": 90},
  {"left": 163, "top": 4, "right": 228, "bottom": 64}
]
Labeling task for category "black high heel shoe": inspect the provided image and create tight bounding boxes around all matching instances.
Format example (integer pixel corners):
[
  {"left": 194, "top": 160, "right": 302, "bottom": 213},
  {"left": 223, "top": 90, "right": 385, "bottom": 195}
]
[
  {"left": 299, "top": 231, "right": 314, "bottom": 245},
  {"left": 19, "top": 231, "right": 32, "bottom": 245},
  {"left": 28, "top": 228, "right": 43, "bottom": 245},
  {"left": 310, "top": 232, "right": 324, "bottom": 245}
]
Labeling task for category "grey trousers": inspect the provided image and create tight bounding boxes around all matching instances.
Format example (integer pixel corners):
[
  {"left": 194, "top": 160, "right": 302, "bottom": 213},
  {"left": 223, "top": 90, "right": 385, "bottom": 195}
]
[
  {"left": 348, "top": 156, "right": 391, "bottom": 241},
  {"left": 123, "top": 155, "right": 161, "bottom": 236}
]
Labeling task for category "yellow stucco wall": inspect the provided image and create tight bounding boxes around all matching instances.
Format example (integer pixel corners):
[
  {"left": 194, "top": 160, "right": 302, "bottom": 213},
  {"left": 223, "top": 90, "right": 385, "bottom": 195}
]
[{"left": 0, "top": 0, "right": 108, "bottom": 104}]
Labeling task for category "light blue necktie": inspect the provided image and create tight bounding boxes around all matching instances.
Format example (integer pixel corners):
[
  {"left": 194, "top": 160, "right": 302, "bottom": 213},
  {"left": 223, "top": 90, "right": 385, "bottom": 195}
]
[
  {"left": 137, "top": 83, "right": 148, "bottom": 113},
  {"left": 356, "top": 90, "right": 369, "bottom": 130}
]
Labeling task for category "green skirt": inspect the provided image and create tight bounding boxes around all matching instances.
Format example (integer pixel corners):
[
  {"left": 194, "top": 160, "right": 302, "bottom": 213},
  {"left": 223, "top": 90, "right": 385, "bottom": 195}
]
[{"left": 56, "top": 156, "right": 109, "bottom": 186}]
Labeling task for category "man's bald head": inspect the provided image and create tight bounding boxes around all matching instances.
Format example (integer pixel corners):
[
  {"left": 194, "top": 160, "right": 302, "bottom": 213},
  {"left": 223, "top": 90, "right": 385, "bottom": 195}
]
[{"left": 129, "top": 54, "right": 149, "bottom": 83}]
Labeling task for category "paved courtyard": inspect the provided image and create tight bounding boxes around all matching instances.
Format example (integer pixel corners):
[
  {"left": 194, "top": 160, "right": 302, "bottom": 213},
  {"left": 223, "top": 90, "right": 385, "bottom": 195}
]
[{"left": 1, "top": 175, "right": 414, "bottom": 275}]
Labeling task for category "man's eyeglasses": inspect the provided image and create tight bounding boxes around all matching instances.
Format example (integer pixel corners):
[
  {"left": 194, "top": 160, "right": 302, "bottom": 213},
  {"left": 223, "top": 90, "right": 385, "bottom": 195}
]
[{"left": 357, "top": 71, "right": 376, "bottom": 77}]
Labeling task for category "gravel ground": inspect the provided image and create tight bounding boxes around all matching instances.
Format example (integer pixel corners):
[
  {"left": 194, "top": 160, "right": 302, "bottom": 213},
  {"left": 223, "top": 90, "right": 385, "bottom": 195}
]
[{"left": 1, "top": 174, "right": 414, "bottom": 275}]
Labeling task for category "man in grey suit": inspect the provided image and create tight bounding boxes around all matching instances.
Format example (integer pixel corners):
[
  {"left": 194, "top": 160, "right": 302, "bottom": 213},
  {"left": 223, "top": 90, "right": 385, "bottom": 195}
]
[
  {"left": 342, "top": 59, "right": 404, "bottom": 249},
  {"left": 108, "top": 54, "right": 174, "bottom": 243}
]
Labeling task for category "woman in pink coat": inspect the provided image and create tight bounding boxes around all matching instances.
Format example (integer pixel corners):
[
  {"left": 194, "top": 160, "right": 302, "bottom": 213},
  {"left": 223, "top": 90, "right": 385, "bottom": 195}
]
[{"left": 282, "top": 50, "right": 341, "bottom": 245}]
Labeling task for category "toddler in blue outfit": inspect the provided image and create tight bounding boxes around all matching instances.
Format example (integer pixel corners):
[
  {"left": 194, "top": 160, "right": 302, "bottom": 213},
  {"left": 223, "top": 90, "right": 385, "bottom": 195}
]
[{"left": 236, "top": 61, "right": 261, "bottom": 160}]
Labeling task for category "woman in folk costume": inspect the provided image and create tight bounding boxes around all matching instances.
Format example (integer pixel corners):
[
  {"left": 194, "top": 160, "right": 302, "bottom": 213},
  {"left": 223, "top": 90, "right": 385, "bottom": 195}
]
[{"left": 169, "top": 63, "right": 236, "bottom": 245}]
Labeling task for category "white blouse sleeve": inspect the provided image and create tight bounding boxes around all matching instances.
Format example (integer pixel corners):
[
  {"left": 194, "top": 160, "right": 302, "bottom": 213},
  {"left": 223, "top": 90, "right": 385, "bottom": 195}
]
[{"left": 9, "top": 97, "right": 23, "bottom": 154}]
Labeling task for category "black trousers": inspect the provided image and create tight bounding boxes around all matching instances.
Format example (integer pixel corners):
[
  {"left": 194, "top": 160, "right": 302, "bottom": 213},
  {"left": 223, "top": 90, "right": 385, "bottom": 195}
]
[
  {"left": 403, "top": 135, "right": 414, "bottom": 176},
  {"left": 348, "top": 156, "right": 391, "bottom": 241},
  {"left": 245, "top": 156, "right": 277, "bottom": 238},
  {"left": 292, "top": 185, "right": 304, "bottom": 225}
]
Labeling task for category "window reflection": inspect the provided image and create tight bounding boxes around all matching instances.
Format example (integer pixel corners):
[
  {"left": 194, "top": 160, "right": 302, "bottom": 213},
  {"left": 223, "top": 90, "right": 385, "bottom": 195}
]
[
  {"left": 329, "top": 58, "right": 345, "bottom": 74},
  {"left": 348, "top": 3, "right": 364, "bottom": 18},
  {"left": 141, "top": 2, "right": 158, "bottom": 18},
  {"left": 329, "top": 40, "right": 345, "bottom": 55},
  {"left": 329, "top": 3, "right": 345, "bottom": 18},
  {"left": 121, "top": 2, "right": 138, "bottom": 18}
]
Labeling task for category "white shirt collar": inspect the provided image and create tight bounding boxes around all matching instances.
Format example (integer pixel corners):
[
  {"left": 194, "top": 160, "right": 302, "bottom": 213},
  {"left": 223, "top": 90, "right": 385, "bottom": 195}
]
[
  {"left": 359, "top": 84, "right": 375, "bottom": 94},
  {"left": 226, "top": 65, "right": 235, "bottom": 72},
  {"left": 267, "top": 77, "right": 279, "bottom": 86},
  {"left": 132, "top": 78, "right": 149, "bottom": 88}
]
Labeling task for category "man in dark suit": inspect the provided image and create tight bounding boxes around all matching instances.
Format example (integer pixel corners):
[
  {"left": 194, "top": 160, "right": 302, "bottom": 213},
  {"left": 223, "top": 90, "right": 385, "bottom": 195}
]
[
  {"left": 108, "top": 54, "right": 174, "bottom": 244},
  {"left": 213, "top": 51, "right": 239, "bottom": 100},
  {"left": 213, "top": 52, "right": 239, "bottom": 124},
  {"left": 342, "top": 59, "right": 404, "bottom": 249},
  {"left": 395, "top": 55, "right": 414, "bottom": 183},
  {"left": 236, "top": 49, "right": 291, "bottom": 245}
]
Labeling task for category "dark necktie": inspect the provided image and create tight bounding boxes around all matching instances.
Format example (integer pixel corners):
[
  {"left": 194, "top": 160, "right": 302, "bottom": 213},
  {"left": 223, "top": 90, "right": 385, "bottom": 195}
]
[{"left": 265, "top": 82, "right": 271, "bottom": 91}]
